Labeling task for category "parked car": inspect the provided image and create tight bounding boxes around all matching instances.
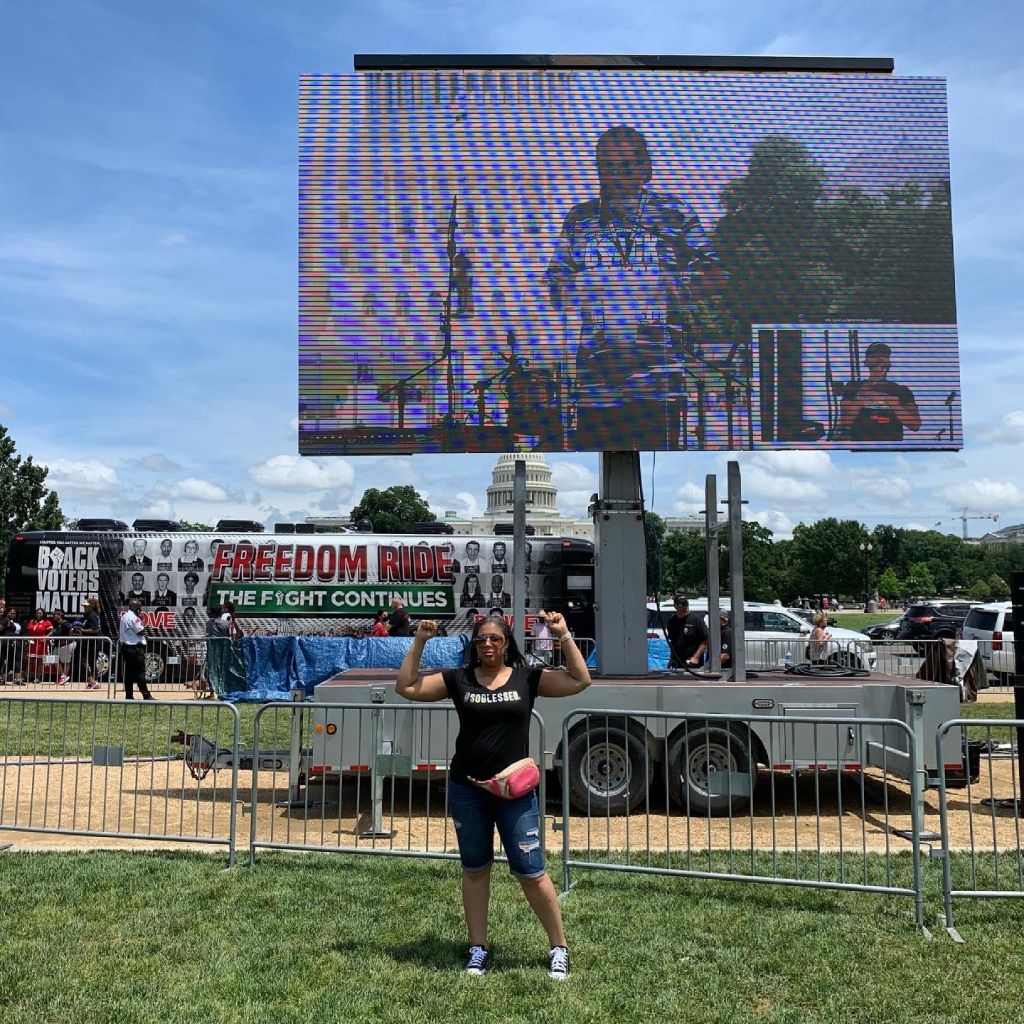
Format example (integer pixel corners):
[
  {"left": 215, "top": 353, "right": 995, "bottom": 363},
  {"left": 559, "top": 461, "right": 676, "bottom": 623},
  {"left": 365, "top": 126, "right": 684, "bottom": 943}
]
[
  {"left": 898, "top": 600, "right": 979, "bottom": 653},
  {"left": 960, "top": 602, "right": 1015, "bottom": 682},
  {"left": 862, "top": 617, "right": 904, "bottom": 643},
  {"left": 647, "top": 600, "right": 876, "bottom": 671}
]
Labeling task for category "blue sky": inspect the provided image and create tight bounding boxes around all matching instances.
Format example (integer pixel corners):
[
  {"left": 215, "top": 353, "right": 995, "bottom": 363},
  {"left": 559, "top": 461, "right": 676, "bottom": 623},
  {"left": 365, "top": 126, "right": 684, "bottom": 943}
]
[{"left": 2, "top": 1, "right": 1022, "bottom": 539}]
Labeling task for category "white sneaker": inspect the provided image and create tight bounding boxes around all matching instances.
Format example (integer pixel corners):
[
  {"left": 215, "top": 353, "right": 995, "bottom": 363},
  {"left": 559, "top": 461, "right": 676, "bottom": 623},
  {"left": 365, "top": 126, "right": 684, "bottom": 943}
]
[
  {"left": 464, "top": 945, "right": 489, "bottom": 976},
  {"left": 548, "top": 945, "right": 570, "bottom": 980}
]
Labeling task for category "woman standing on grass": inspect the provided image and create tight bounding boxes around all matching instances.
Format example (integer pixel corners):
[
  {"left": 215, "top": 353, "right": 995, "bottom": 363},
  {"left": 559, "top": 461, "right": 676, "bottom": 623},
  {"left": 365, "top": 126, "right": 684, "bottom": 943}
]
[{"left": 395, "top": 612, "right": 590, "bottom": 980}]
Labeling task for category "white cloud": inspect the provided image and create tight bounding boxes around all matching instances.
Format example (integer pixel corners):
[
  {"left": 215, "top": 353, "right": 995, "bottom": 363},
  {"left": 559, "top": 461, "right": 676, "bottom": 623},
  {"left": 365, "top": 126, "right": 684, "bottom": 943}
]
[
  {"left": 945, "top": 478, "right": 1024, "bottom": 510},
  {"left": 746, "top": 450, "right": 834, "bottom": 478},
  {"left": 749, "top": 508, "right": 797, "bottom": 540},
  {"left": 127, "top": 453, "right": 182, "bottom": 473},
  {"left": 978, "top": 410, "right": 1024, "bottom": 445},
  {"left": 176, "top": 477, "right": 228, "bottom": 502},
  {"left": 288, "top": 415, "right": 299, "bottom": 434},
  {"left": 248, "top": 454, "right": 355, "bottom": 493},
  {"left": 44, "top": 458, "right": 120, "bottom": 496},
  {"left": 742, "top": 465, "right": 826, "bottom": 504},
  {"left": 453, "top": 491, "right": 483, "bottom": 519},
  {"left": 670, "top": 482, "right": 705, "bottom": 516},
  {"left": 851, "top": 476, "right": 912, "bottom": 501},
  {"left": 556, "top": 489, "right": 595, "bottom": 518},
  {"left": 549, "top": 459, "right": 597, "bottom": 492}
]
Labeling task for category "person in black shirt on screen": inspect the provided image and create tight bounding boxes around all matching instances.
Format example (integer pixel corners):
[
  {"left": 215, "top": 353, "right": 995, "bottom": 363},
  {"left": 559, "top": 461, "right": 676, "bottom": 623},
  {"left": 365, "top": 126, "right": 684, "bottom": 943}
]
[
  {"left": 666, "top": 595, "right": 708, "bottom": 668},
  {"left": 395, "top": 612, "right": 589, "bottom": 980},
  {"left": 837, "top": 342, "right": 921, "bottom": 442}
]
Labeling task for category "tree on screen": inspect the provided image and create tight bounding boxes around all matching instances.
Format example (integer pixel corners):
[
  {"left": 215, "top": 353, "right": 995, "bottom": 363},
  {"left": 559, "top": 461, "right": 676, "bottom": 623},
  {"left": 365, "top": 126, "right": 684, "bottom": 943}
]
[
  {"left": 348, "top": 486, "right": 436, "bottom": 535},
  {"left": 0, "top": 424, "right": 64, "bottom": 588},
  {"left": 713, "top": 135, "right": 834, "bottom": 326},
  {"left": 179, "top": 520, "right": 213, "bottom": 532}
]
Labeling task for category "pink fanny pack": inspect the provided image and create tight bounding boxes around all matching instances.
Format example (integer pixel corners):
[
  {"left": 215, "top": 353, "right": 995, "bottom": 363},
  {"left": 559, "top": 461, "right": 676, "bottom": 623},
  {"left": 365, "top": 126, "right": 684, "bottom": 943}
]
[{"left": 470, "top": 758, "right": 540, "bottom": 799}]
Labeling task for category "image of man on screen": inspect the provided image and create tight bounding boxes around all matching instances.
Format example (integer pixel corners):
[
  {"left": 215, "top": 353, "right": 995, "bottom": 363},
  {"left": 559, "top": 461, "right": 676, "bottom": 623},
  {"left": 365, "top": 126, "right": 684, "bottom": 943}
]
[
  {"left": 546, "top": 125, "right": 724, "bottom": 450},
  {"left": 837, "top": 342, "right": 921, "bottom": 442}
]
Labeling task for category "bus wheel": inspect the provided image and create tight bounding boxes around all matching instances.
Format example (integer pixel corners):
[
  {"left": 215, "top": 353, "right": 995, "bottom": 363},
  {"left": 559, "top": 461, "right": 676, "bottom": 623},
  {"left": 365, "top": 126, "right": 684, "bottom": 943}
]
[
  {"left": 667, "top": 725, "right": 756, "bottom": 816},
  {"left": 565, "top": 719, "right": 651, "bottom": 815}
]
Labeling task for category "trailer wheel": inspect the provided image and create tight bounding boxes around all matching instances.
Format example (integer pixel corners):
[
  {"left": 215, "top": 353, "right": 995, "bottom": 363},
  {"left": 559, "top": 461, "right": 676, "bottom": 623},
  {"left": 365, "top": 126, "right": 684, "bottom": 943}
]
[
  {"left": 667, "top": 725, "right": 756, "bottom": 816},
  {"left": 565, "top": 719, "right": 651, "bottom": 815}
]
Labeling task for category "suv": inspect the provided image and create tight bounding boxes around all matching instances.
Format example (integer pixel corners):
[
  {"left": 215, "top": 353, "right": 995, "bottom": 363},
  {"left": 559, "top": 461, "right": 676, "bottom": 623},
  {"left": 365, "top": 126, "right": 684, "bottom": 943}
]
[
  {"left": 647, "top": 600, "right": 876, "bottom": 671},
  {"left": 961, "top": 602, "right": 1015, "bottom": 682},
  {"left": 898, "top": 600, "right": 978, "bottom": 652}
]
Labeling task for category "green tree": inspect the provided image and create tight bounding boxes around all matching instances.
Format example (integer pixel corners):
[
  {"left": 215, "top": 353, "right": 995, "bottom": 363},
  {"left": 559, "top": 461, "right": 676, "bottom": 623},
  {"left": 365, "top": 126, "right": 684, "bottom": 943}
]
[
  {"left": 643, "top": 511, "right": 667, "bottom": 597},
  {"left": 876, "top": 567, "right": 904, "bottom": 602},
  {"left": 988, "top": 573, "right": 1010, "bottom": 601},
  {"left": 714, "top": 135, "right": 834, "bottom": 325},
  {"left": 0, "top": 424, "right": 64, "bottom": 588},
  {"left": 968, "top": 578, "right": 992, "bottom": 602},
  {"left": 789, "top": 518, "right": 869, "bottom": 600},
  {"left": 348, "top": 486, "right": 436, "bottom": 535},
  {"left": 179, "top": 520, "right": 212, "bottom": 532},
  {"left": 905, "top": 561, "right": 936, "bottom": 598},
  {"left": 661, "top": 529, "right": 706, "bottom": 596}
]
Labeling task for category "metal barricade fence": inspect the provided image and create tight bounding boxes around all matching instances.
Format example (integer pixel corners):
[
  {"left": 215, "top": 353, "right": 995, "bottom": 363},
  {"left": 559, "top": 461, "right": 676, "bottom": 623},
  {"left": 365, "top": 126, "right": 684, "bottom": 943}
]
[
  {"left": 871, "top": 638, "right": 1011, "bottom": 694},
  {"left": 248, "top": 699, "right": 545, "bottom": 867},
  {"left": 743, "top": 637, "right": 874, "bottom": 672},
  {"left": 560, "top": 709, "right": 926, "bottom": 928},
  {"left": 0, "top": 635, "right": 114, "bottom": 694},
  {"left": 524, "top": 635, "right": 595, "bottom": 669},
  {"left": 111, "top": 635, "right": 218, "bottom": 699},
  {"left": 936, "top": 718, "right": 1024, "bottom": 941},
  {"left": 0, "top": 696, "right": 240, "bottom": 862}
]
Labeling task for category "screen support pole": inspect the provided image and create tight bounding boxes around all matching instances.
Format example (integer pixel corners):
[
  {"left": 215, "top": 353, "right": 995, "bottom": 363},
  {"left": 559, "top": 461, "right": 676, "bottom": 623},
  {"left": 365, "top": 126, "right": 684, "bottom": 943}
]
[
  {"left": 726, "top": 460, "right": 748, "bottom": 682},
  {"left": 512, "top": 459, "right": 527, "bottom": 652},
  {"left": 594, "top": 452, "right": 648, "bottom": 675}
]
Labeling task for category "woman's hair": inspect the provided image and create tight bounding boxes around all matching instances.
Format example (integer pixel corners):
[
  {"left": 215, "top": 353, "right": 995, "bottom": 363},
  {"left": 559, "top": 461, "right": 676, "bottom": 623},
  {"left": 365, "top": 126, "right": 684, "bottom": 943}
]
[
  {"left": 466, "top": 615, "right": 525, "bottom": 670},
  {"left": 375, "top": 609, "right": 389, "bottom": 622},
  {"left": 461, "top": 573, "right": 481, "bottom": 596},
  {"left": 813, "top": 611, "right": 828, "bottom": 628},
  {"left": 84, "top": 596, "right": 100, "bottom": 613}
]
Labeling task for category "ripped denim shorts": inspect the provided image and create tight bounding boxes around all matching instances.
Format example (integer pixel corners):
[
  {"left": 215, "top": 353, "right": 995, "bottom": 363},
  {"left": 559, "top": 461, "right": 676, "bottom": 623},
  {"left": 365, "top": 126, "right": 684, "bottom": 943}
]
[{"left": 446, "top": 778, "right": 545, "bottom": 879}]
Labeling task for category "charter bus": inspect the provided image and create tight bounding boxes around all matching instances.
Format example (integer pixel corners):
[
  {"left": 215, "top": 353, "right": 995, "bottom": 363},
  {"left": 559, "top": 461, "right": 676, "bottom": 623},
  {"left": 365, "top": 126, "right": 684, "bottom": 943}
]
[{"left": 4, "top": 526, "right": 595, "bottom": 682}]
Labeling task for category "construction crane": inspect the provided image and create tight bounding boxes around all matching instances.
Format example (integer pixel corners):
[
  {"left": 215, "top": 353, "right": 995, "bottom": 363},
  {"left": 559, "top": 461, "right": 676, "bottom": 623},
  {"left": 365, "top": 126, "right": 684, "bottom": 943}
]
[{"left": 934, "top": 508, "right": 999, "bottom": 540}]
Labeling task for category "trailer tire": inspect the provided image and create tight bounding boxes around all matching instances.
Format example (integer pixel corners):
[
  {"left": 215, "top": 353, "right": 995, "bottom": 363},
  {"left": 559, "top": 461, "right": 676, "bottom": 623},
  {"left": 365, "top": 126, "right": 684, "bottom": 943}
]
[
  {"left": 565, "top": 719, "right": 651, "bottom": 815},
  {"left": 667, "top": 725, "right": 756, "bottom": 816}
]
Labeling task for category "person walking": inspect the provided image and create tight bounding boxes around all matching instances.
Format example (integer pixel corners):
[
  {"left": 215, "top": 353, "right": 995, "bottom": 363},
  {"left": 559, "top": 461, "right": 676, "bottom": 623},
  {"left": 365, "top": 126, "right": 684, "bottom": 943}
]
[
  {"left": 395, "top": 611, "right": 590, "bottom": 979},
  {"left": 808, "top": 611, "right": 832, "bottom": 663},
  {"left": 119, "top": 598, "right": 153, "bottom": 699}
]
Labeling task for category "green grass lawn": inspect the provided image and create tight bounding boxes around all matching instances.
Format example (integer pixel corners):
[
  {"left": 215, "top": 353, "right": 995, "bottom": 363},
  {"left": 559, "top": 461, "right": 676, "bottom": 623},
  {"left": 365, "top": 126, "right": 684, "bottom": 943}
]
[
  {"left": 833, "top": 611, "right": 903, "bottom": 632},
  {"left": 1, "top": 850, "right": 1024, "bottom": 1024}
]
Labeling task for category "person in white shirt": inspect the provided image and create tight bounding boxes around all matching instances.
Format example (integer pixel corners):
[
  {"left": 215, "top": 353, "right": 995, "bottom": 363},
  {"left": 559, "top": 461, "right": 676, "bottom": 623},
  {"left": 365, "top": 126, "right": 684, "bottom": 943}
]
[{"left": 119, "top": 598, "right": 153, "bottom": 699}]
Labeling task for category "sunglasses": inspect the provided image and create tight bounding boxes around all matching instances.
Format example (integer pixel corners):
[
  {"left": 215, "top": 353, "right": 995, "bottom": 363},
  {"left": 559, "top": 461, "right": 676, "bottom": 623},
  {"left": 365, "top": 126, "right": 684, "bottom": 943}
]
[{"left": 473, "top": 635, "right": 506, "bottom": 647}]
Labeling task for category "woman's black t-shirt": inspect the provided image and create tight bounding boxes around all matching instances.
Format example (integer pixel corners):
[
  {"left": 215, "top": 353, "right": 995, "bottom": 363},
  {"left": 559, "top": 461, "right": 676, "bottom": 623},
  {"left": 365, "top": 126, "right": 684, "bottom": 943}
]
[{"left": 442, "top": 664, "right": 543, "bottom": 783}]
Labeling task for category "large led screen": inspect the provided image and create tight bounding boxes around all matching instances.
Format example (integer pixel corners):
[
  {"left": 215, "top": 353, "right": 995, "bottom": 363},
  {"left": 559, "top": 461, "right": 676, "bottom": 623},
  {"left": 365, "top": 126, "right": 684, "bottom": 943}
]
[{"left": 299, "top": 69, "right": 960, "bottom": 454}]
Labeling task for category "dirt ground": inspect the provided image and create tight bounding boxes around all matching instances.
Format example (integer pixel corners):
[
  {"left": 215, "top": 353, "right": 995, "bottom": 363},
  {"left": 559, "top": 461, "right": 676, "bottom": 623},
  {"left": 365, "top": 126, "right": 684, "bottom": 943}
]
[{"left": 3, "top": 755, "right": 1024, "bottom": 860}]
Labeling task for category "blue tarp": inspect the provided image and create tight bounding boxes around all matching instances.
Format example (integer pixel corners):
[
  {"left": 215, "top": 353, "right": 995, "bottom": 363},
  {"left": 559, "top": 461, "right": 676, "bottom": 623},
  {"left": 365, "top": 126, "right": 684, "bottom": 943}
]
[
  {"left": 220, "top": 635, "right": 670, "bottom": 701},
  {"left": 223, "top": 636, "right": 470, "bottom": 702}
]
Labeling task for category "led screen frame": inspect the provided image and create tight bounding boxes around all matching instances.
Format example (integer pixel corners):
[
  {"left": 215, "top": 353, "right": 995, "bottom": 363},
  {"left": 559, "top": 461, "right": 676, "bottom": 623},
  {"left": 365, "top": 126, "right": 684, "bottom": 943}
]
[{"left": 299, "top": 66, "right": 960, "bottom": 455}]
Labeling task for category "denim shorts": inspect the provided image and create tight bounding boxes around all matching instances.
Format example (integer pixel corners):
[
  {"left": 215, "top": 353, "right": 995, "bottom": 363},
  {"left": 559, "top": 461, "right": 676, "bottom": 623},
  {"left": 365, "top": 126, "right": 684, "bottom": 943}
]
[{"left": 446, "top": 779, "right": 545, "bottom": 879}]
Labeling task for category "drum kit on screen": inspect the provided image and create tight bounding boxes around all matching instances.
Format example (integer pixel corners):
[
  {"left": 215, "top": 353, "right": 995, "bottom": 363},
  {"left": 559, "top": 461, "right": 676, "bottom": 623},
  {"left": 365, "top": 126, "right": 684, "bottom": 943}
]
[{"left": 343, "top": 195, "right": 751, "bottom": 452}]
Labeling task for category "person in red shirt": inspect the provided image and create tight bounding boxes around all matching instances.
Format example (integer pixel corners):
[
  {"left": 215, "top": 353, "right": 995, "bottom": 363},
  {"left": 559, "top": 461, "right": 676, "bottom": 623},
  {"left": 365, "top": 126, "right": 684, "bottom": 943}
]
[
  {"left": 26, "top": 608, "right": 53, "bottom": 682},
  {"left": 370, "top": 610, "right": 390, "bottom": 637}
]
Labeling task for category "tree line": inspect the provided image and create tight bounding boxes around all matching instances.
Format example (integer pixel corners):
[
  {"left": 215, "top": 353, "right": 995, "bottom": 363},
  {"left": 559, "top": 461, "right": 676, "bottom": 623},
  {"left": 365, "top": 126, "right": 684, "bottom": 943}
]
[{"left": 646, "top": 513, "right": 1021, "bottom": 605}]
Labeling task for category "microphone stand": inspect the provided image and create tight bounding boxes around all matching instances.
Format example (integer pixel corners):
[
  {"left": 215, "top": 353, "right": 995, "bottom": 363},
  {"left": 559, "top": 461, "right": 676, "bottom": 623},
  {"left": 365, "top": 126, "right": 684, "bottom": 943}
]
[
  {"left": 438, "top": 195, "right": 459, "bottom": 431},
  {"left": 378, "top": 196, "right": 462, "bottom": 436}
]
